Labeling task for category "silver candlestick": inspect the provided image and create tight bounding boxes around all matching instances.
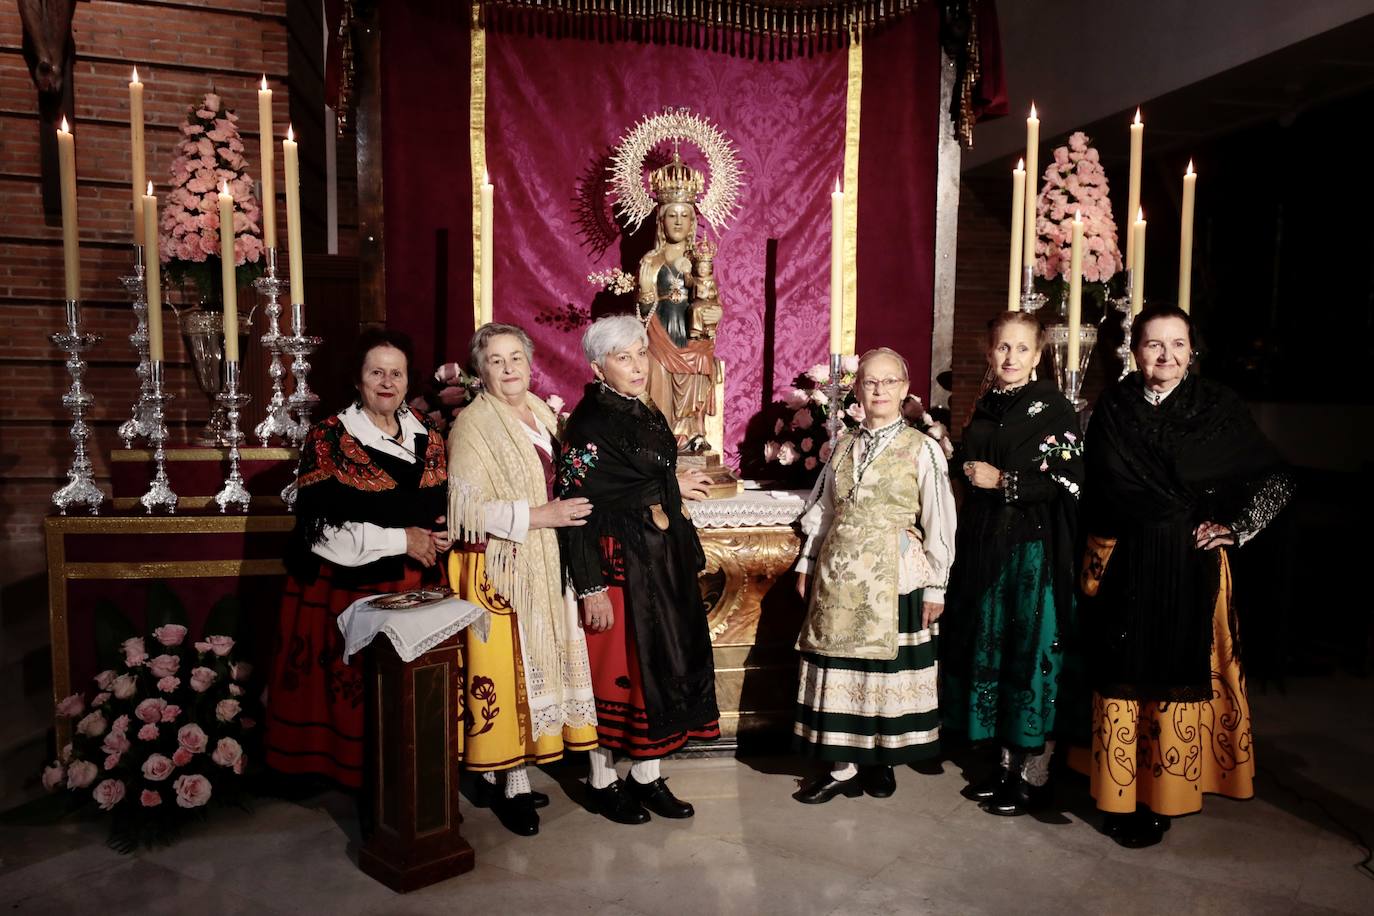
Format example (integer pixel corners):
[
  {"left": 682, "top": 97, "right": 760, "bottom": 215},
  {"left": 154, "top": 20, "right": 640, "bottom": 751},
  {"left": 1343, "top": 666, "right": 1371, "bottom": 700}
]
[
  {"left": 1045, "top": 324, "right": 1098, "bottom": 410},
  {"left": 281, "top": 301, "right": 322, "bottom": 445},
  {"left": 118, "top": 246, "right": 155, "bottom": 447},
  {"left": 51, "top": 300, "right": 106, "bottom": 515},
  {"left": 214, "top": 360, "right": 252, "bottom": 513},
  {"left": 140, "top": 360, "right": 178, "bottom": 514},
  {"left": 1018, "top": 264, "right": 1048, "bottom": 313},
  {"left": 1111, "top": 267, "right": 1137, "bottom": 380},
  {"left": 252, "top": 248, "right": 297, "bottom": 444},
  {"left": 825, "top": 352, "right": 844, "bottom": 447}
]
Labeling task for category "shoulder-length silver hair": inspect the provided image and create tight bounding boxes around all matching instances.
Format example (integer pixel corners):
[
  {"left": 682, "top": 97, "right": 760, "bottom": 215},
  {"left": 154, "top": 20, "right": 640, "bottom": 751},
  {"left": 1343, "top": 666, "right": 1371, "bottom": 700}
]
[
  {"left": 469, "top": 322, "right": 535, "bottom": 375},
  {"left": 581, "top": 314, "right": 648, "bottom": 366}
]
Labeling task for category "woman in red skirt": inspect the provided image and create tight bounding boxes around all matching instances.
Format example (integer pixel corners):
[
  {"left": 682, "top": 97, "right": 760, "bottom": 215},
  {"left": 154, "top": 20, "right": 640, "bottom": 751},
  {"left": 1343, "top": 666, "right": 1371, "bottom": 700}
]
[
  {"left": 558, "top": 315, "right": 718, "bottom": 825},
  {"left": 264, "top": 329, "right": 450, "bottom": 789}
]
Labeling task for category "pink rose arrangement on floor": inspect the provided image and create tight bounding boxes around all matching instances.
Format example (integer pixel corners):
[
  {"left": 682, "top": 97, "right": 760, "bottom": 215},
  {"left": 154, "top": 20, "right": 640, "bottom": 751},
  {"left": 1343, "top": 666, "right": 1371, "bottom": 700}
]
[
  {"left": 1032, "top": 131, "right": 1123, "bottom": 316},
  {"left": 42, "top": 614, "right": 258, "bottom": 852},
  {"left": 756, "top": 357, "right": 953, "bottom": 487},
  {"left": 158, "top": 92, "right": 264, "bottom": 299}
]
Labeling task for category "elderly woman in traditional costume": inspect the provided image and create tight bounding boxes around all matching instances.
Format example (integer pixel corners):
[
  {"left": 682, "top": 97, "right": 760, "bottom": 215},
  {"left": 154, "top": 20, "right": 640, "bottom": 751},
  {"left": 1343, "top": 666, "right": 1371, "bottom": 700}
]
[
  {"left": 1080, "top": 304, "right": 1292, "bottom": 848},
  {"left": 444, "top": 323, "right": 599, "bottom": 836},
  {"left": 792, "top": 347, "right": 957, "bottom": 803},
  {"left": 941, "top": 311, "right": 1084, "bottom": 816},
  {"left": 266, "top": 328, "right": 450, "bottom": 789},
  {"left": 557, "top": 315, "right": 718, "bottom": 825}
]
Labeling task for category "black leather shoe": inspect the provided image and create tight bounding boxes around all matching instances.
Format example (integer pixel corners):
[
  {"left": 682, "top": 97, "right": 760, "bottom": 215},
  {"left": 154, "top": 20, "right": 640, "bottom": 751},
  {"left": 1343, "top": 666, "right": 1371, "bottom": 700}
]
[
  {"left": 982, "top": 774, "right": 1051, "bottom": 817},
  {"left": 1104, "top": 810, "right": 1165, "bottom": 848},
  {"left": 491, "top": 792, "right": 540, "bottom": 836},
  {"left": 471, "top": 778, "right": 549, "bottom": 810},
  {"left": 627, "top": 776, "right": 694, "bottom": 818},
  {"left": 962, "top": 768, "right": 1012, "bottom": 802},
  {"left": 587, "top": 779, "right": 651, "bottom": 825},
  {"left": 793, "top": 774, "right": 864, "bottom": 804},
  {"left": 861, "top": 765, "right": 896, "bottom": 798},
  {"left": 529, "top": 790, "right": 550, "bottom": 809}
]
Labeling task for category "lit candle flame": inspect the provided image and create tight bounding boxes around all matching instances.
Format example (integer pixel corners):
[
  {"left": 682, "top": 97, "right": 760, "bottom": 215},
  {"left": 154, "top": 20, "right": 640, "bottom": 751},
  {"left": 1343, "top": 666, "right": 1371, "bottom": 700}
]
[
  {"left": 59, "top": 116, "right": 70, "bottom": 134},
  {"left": 132, "top": 67, "right": 140, "bottom": 84},
  {"left": 1074, "top": 209, "right": 1082, "bottom": 221},
  {"left": 1186, "top": 159, "right": 1195, "bottom": 176},
  {"left": 1016, "top": 158, "right": 1024, "bottom": 170},
  {"left": 1133, "top": 108, "right": 1142, "bottom": 125},
  {"left": 221, "top": 180, "right": 230, "bottom": 196},
  {"left": 286, "top": 124, "right": 294, "bottom": 142},
  {"left": 834, "top": 176, "right": 841, "bottom": 193},
  {"left": 484, "top": 168, "right": 490, "bottom": 185},
  {"left": 261, "top": 75, "right": 269, "bottom": 92},
  {"left": 1137, "top": 207, "right": 1144, "bottom": 221},
  {"left": 1029, "top": 102, "right": 1037, "bottom": 120},
  {"left": 146, "top": 180, "right": 153, "bottom": 195}
]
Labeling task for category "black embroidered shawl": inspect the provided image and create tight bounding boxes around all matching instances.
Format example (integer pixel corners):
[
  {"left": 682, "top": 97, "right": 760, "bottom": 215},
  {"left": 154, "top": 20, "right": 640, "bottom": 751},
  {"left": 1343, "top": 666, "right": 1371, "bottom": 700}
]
[
  {"left": 556, "top": 382, "right": 718, "bottom": 738},
  {"left": 287, "top": 408, "right": 448, "bottom": 588},
  {"left": 1083, "top": 373, "right": 1292, "bottom": 701}
]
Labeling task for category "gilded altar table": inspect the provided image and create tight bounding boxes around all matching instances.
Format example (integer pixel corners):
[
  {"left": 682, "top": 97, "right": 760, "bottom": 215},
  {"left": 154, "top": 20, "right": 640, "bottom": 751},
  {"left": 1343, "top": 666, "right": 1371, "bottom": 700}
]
[{"left": 688, "top": 487, "right": 807, "bottom": 750}]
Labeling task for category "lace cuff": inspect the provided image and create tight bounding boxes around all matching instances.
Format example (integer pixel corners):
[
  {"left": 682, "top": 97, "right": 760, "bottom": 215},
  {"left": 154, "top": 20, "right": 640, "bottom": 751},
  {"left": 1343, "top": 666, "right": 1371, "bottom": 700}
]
[
  {"left": 576, "top": 585, "right": 609, "bottom": 599},
  {"left": 1001, "top": 470, "right": 1020, "bottom": 503},
  {"left": 1230, "top": 470, "right": 1295, "bottom": 546}
]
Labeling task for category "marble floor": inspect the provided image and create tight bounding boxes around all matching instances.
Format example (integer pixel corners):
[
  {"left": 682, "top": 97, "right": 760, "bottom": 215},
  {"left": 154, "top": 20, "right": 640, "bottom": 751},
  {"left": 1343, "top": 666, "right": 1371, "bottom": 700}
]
[{"left": 2, "top": 672, "right": 1372, "bottom": 916}]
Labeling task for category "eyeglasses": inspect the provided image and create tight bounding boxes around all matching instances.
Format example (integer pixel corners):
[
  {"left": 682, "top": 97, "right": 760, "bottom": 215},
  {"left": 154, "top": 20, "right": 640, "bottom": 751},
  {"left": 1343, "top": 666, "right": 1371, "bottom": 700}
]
[{"left": 860, "top": 377, "right": 907, "bottom": 393}]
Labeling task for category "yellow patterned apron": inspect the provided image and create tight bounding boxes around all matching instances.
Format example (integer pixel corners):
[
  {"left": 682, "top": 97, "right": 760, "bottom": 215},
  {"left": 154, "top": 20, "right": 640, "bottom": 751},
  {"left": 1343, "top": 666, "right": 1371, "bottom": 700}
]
[{"left": 797, "top": 427, "right": 924, "bottom": 661}]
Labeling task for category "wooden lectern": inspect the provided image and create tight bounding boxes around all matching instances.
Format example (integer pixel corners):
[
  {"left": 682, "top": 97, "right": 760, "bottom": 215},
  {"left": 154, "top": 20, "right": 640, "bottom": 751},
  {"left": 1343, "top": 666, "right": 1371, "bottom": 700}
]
[{"left": 358, "top": 635, "right": 474, "bottom": 892}]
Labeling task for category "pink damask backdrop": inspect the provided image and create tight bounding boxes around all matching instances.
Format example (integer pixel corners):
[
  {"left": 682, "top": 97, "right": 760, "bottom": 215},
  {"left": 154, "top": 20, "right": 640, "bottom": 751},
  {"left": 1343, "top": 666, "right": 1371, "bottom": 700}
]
[{"left": 485, "top": 31, "right": 848, "bottom": 469}]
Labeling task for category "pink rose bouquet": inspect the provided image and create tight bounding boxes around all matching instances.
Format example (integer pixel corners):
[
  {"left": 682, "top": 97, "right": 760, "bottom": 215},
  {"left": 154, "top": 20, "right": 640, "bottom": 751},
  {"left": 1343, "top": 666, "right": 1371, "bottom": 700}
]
[
  {"left": 1032, "top": 131, "right": 1123, "bottom": 316},
  {"left": 39, "top": 613, "right": 259, "bottom": 851}
]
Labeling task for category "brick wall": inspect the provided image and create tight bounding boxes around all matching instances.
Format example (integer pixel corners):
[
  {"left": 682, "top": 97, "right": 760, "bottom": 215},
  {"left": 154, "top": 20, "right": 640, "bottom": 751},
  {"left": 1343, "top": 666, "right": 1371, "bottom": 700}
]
[
  {"left": 949, "top": 171, "right": 1009, "bottom": 430},
  {"left": 0, "top": 1, "right": 351, "bottom": 541}
]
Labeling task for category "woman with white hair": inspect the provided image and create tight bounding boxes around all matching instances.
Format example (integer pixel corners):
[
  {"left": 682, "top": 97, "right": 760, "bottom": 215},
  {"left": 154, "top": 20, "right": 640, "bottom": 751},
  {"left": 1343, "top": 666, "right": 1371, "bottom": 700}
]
[
  {"left": 792, "top": 347, "right": 957, "bottom": 804},
  {"left": 556, "top": 314, "right": 718, "bottom": 825}
]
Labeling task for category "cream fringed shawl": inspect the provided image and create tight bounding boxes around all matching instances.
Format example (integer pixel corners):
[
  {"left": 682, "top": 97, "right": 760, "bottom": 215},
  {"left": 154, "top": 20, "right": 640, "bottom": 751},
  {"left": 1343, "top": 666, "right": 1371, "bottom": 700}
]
[{"left": 446, "top": 391, "right": 594, "bottom": 738}]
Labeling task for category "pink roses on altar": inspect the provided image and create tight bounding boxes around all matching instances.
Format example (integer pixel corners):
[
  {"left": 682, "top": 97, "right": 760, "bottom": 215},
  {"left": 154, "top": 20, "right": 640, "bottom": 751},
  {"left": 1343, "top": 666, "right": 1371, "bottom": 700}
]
[
  {"left": 93, "top": 779, "right": 126, "bottom": 811},
  {"left": 174, "top": 774, "right": 212, "bottom": 808},
  {"left": 1034, "top": 131, "right": 1122, "bottom": 285},
  {"left": 154, "top": 624, "right": 188, "bottom": 647},
  {"left": 142, "top": 754, "right": 175, "bottom": 782}
]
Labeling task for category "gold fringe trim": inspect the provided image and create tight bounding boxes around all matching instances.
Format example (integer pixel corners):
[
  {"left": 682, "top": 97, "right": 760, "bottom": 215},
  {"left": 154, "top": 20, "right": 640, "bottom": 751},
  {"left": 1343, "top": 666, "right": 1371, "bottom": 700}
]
[{"left": 472, "top": 0, "right": 926, "bottom": 56}]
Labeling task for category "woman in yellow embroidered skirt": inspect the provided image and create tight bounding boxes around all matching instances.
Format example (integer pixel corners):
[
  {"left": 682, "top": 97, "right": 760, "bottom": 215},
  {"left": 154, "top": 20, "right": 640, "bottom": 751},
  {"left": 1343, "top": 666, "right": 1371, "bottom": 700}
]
[
  {"left": 1078, "top": 305, "right": 1293, "bottom": 848},
  {"left": 446, "top": 324, "right": 598, "bottom": 837}
]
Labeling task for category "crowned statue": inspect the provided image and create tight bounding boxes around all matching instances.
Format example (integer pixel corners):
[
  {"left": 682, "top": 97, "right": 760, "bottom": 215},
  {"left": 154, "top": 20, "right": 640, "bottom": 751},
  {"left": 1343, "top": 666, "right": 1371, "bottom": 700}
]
[
  {"left": 637, "top": 153, "right": 723, "bottom": 449},
  {"left": 605, "top": 109, "right": 745, "bottom": 497}
]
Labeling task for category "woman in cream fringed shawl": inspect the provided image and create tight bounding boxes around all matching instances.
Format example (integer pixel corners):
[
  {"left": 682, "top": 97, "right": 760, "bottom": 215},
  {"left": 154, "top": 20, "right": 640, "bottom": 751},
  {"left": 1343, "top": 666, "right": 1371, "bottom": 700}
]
[{"left": 446, "top": 323, "right": 597, "bottom": 837}]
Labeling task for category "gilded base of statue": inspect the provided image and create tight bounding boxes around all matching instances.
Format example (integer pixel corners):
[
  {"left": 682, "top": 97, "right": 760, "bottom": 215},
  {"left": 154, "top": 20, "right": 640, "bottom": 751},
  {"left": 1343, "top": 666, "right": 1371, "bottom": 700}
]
[{"left": 679, "top": 450, "right": 740, "bottom": 499}]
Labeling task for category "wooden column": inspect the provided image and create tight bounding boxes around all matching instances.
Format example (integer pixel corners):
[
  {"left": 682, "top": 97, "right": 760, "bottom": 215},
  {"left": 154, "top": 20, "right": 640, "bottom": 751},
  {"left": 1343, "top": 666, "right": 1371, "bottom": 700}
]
[{"left": 359, "top": 635, "right": 474, "bottom": 892}]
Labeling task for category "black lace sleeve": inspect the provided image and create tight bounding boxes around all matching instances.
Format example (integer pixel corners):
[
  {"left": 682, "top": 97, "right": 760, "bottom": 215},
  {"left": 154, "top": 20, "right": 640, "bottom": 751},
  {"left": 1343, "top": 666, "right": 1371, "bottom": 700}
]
[{"left": 1228, "top": 470, "right": 1295, "bottom": 545}]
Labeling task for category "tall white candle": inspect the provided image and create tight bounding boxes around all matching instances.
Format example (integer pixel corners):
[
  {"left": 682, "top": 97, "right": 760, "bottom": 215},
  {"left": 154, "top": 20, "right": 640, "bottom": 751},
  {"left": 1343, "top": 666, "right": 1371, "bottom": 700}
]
[
  {"left": 57, "top": 118, "right": 80, "bottom": 301},
  {"left": 830, "top": 177, "right": 844, "bottom": 353},
  {"left": 1130, "top": 208, "right": 1147, "bottom": 316},
  {"left": 258, "top": 76, "right": 276, "bottom": 251},
  {"left": 143, "top": 182, "right": 163, "bottom": 362},
  {"left": 1008, "top": 159, "right": 1025, "bottom": 309},
  {"left": 1022, "top": 104, "right": 1039, "bottom": 270},
  {"left": 219, "top": 181, "right": 239, "bottom": 363},
  {"left": 1067, "top": 211, "right": 1084, "bottom": 369},
  {"left": 130, "top": 68, "right": 146, "bottom": 246},
  {"left": 1126, "top": 109, "right": 1143, "bottom": 270},
  {"left": 480, "top": 170, "right": 494, "bottom": 326},
  {"left": 283, "top": 125, "right": 304, "bottom": 307},
  {"left": 1178, "top": 161, "right": 1196, "bottom": 313}
]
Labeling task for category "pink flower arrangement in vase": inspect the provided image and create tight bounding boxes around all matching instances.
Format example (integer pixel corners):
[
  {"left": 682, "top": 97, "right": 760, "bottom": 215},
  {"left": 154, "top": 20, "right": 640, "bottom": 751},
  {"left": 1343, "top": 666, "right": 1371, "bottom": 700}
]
[
  {"left": 158, "top": 92, "right": 264, "bottom": 300},
  {"left": 1032, "top": 131, "right": 1123, "bottom": 316},
  {"left": 41, "top": 618, "right": 257, "bottom": 851}
]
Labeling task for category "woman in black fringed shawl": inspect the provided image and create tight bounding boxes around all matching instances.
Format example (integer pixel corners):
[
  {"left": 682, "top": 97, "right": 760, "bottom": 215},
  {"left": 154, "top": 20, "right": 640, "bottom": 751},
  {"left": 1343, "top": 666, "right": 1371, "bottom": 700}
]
[
  {"left": 264, "top": 329, "right": 450, "bottom": 789},
  {"left": 943, "top": 312, "right": 1084, "bottom": 818},
  {"left": 1077, "top": 305, "right": 1293, "bottom": 849},
  {"left": 557, "top": 315, "right": 719, "bottom": 826}
]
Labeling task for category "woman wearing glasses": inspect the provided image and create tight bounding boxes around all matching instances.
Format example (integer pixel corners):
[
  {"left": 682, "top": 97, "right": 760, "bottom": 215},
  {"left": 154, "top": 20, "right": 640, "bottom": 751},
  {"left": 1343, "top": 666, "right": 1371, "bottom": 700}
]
[{"left": 791, "top": 348, "right": 957, "bottom": 803}]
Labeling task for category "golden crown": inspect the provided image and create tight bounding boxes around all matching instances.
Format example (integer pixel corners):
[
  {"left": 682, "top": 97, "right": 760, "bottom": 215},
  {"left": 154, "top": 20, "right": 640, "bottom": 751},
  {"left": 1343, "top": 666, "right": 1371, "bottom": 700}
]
[{"left": 649, "top": 152, "right": 704, "bottom": 205}]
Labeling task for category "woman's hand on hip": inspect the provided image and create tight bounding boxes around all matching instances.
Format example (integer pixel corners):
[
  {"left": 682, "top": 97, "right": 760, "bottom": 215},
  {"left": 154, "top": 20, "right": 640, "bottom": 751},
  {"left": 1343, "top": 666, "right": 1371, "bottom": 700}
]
[
  {"left": 1194, "top": 521, "right": 1236, "bottom": 550},
  {"left": 405, "top": 527, "right": 438, "bottom": 567},
  {"left": 677, "top": 468, "right": 713, "bottom": 501},
  {"left": 530, "top": 497, "right": 592, "bottom": 530},
  {"left": 580, "top": 591, "right": 614, "bottom": 633}
]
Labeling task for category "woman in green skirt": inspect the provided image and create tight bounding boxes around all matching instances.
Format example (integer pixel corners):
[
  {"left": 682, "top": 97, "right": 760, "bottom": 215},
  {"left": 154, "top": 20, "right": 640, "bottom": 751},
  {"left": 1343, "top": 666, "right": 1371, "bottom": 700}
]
[
  {"left": 941, "top": 311, "right": 1083, "bottom": 816},
  {"left": 791, "top": 348, "right": 957, "bottom": 804}
]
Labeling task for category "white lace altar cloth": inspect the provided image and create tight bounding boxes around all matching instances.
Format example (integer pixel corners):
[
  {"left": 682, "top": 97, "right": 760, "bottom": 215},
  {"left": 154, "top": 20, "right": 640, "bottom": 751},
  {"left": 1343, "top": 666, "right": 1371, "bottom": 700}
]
[
  {"left": 338, "top": 595, "right": 490, "bottom": 664},
  {"left": 688, "top": 484, "right": 808, "bottom": 529}
]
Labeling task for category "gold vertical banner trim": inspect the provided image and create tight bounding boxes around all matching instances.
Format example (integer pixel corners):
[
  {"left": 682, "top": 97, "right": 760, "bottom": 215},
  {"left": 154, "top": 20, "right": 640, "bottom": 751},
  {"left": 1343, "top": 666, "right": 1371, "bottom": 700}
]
[
  {"left": 470, "top": 21, "right": 489, "bottom": 330},
  {"left": 842, "top": 41, "right": 862, "bottom": 356}
]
